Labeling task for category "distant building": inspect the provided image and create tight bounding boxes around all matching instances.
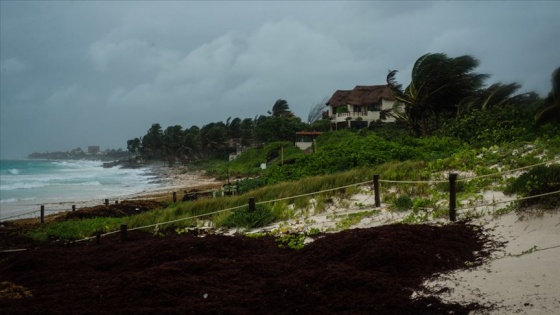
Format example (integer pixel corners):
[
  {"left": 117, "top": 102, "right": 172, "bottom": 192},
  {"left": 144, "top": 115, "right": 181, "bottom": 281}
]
[
  {"left": 295, "top": 132, "right": 322, "bottom": 152},
  {"left": 88, "top": 146, "right": 100, "bottom": 154},
  {"left": 326, "top": 85, "right": 397, "bottom": 130}
]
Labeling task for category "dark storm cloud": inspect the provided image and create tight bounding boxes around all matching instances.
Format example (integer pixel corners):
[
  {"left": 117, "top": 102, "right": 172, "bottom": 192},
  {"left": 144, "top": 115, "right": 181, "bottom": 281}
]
[{"left": 1, "top": 1, "right": 559, "bottom": 159}]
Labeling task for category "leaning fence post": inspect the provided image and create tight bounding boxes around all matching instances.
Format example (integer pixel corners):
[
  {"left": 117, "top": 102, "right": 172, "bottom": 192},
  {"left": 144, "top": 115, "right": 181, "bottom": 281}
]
[
  {"left": 373, "top": 174, "right": 381, "bottom": 207},
  {"left": 121, "top": 224, "right": 128, "bottom": 242},
  {"left": 248, "top": 197, "right": 255, "bottom": 213},
  {"left": 173, "top": 192, "right": 177, "bottom": 203},
  {"left": 40, "top": 205, "right": 45, "bottom": 224},
  {"left": 449, "top": 173, "right": 458, "bottom": 222}
]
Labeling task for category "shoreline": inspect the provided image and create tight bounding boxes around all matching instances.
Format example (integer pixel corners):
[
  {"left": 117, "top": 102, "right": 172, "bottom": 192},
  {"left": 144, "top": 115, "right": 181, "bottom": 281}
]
[
  {"left": 123, "top": 164, "right": 224, "bottom": 201},
  {"left": 0, "top": 163, "right": 224, "bottom": 222}
]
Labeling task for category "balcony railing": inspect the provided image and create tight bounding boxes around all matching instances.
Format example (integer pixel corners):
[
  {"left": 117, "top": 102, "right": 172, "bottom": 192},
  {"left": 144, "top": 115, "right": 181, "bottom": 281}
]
[
  {"left": 331, "top": 110, "right": 397, "bottom": 123},
  {"left": 331, "top": 111, "right": 376, "bottom": 121}
]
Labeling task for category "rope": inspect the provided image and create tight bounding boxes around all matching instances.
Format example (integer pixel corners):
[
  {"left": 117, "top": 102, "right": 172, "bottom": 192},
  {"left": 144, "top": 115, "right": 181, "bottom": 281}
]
[
  {"left": 456, "top": 189, "right": 560, "bottom": 213},
  {"left": 73, "top": 180, "right": 375, "bottom": 242},
  {"left": 0, "top": 210, "right": 40, "bottom": 221},
  {"left": 378, "top": 179, "right": 447, "bottom": 184},
  {"left": 0, "top": 249, "right": 28, "bottom": 253},
  {"left": 11, "top": 156, "right": 560, "bottom": 243},
  {"left": 127, "top": 204, "right": 248, "bottom": 232},
  {"left": 254, "top": 180, "right": 373, "bottom": 206},
  {"left": 457, "top": 157, "right": 560, "bottom": 182}
]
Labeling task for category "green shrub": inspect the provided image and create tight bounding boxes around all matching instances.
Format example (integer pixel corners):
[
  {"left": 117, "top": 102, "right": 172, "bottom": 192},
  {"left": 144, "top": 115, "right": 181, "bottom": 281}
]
[
  {"left": 276, "top": 233, "right": 307, "bottom": 250},
  {"left": 393, "top": 195, "right": 413, "bottom": 211},
  {"left": 237, "top": 177, "right": 267, "bottom": 193},
  {"left": 221, "top": 204, "right": 276, "bottom": 229},
  {"left": 336, "top": 106, "right": 348, "bottom": 114},
  {"left": 412, "top": 198, "right": 434, "bottom": 212},
  {"left": 504, "top": 165, "right": 560, "bottom": 209},
  {"left": 25, "top": 217, "right": 124, "bottom": 241}
]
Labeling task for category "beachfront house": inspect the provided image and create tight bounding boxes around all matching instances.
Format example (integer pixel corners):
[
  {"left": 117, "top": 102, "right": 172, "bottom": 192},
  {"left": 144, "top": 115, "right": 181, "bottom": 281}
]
[
  {"left": 326, "top": 85, "right": 396, "bottom": 130},
  {"left": 295, "top": 131, "right": 322, "bottom": 152}
]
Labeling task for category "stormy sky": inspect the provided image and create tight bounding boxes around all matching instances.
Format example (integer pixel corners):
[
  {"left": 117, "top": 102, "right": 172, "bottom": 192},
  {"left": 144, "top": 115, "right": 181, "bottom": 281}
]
[{"left": 1, "top": 1, "right": 559, "bottom": 159}]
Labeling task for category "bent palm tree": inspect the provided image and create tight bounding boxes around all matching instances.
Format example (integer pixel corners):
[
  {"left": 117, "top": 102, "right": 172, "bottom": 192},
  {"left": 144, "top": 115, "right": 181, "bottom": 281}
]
[
  {"left": 456, "top": 82, "right": 523, "bottom": 116},
  {"left": 387, "top": 53, "right": 488, "bottom": 136},
  {"left": 535, "top": 67, "right": 560, "bottom": 125},
  {"left": 268, "top": 99, "right": 293, "bottom": 118}
]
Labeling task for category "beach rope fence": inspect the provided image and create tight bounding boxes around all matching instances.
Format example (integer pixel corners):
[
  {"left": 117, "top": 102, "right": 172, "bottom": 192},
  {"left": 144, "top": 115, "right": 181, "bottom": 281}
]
[
  {"left": 1, "top": 199, "right": 113, "bottom": 222},
  {"left": 3, "top": 157, "right": 560, "bottom": 246}
]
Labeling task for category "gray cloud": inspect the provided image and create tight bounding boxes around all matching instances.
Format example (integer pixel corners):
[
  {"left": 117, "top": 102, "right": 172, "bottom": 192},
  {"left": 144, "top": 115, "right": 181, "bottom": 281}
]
[{"left": 1, "top": 1, "right": 559, "bottom": 159}]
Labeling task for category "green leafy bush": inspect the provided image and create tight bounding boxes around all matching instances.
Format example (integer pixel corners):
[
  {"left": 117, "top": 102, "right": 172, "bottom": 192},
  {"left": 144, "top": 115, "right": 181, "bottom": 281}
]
[
  {"left": 237, "top": 177, "right": 267, "bottom": 193},
  {"left": 260, "top": 131, "right": 465, "bottom": 184},
  {"left": 393, "top": 195, "right": 413, "bottom": 211},
  {"left": 276, "top": 233, "right": 307, "bottom": 250},
  {"left": 504, "top": 165, "right": 560, "bottom": 209},
  {"left": 221, "top": 204, "right": 276, "bottom": 229},
  {"left": 25, "top": 217, "right": 124, "bottom": 241},
  {"left": 412, "top": 198, "right": 434, "bottom": 212},
  {"left": 438, "top": 104, "right": 539, "bottom": 148}
]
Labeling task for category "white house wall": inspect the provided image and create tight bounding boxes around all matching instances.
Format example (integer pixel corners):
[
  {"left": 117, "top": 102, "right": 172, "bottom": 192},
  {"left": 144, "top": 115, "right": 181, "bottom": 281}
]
[{"left": 329, "top": 99, "right": 396, "bottom": 125}]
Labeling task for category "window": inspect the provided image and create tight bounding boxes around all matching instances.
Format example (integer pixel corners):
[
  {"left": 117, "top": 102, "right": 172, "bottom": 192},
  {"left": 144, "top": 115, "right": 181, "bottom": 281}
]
[{"left": 368, "top": 103, "right": 381, "bottom": 111}]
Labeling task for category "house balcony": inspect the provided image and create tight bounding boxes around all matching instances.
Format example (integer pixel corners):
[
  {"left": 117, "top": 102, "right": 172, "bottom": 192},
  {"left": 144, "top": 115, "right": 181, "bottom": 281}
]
[{"left": 330, "top": 111, "right": 385, "bottom": 124}]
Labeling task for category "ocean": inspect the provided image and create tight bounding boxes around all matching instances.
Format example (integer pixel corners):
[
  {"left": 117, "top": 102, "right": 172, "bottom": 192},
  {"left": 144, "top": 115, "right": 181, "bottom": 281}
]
[{"left": 0, "top": 159, "right": 161, "bottom": 220}]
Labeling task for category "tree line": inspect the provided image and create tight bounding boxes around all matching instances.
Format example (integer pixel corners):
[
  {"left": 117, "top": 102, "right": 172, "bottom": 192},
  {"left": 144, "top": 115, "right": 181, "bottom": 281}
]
[
  {"left": 127, "top": 52, "right": 559, "bottom": 163},
  {"left": 127, "top": 99, "right": 331, "bottom": 161}
]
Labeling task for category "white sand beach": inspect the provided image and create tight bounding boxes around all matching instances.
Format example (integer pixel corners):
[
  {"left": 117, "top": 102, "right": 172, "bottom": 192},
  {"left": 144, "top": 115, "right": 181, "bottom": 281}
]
[{"left": 421, "top": 211, "right": 560, "bottom": 314}]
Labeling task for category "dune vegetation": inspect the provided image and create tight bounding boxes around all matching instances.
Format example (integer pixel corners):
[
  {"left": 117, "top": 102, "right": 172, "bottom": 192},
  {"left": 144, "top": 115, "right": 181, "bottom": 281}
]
[{"left": 25, "top": 55, "right": 560, "bottom": 241}]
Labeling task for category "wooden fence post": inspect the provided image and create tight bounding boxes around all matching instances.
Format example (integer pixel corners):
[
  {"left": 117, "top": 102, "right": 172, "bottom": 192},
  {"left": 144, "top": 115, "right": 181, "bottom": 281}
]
[
  {"left": 449, "top": 173, "right": 458, "bottom": 222},
  {"left": 121, "top": 224, "right": 128, "bottom": 242},
  {"left": 72, "top": 205, "right": 76, "bottom": 212},
  {"left": 104, "top": 199, "right": 109, "bottom": 206},
  {"left": 40, "top": 205, "right": 45, "bottom": 224},
  {"left": 248, "top": 197, "right": 255, "bottom": 213},
  {"left": 373, "top": 174, "right": 381, "bottom": 207},
  {"left": 173, "top": 192, "right": 177, "bottom": 203}
]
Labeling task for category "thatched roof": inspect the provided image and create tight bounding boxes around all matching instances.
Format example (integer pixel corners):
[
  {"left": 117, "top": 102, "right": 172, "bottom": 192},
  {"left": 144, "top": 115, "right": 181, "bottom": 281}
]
[
  {"left": 326, "top": 90, "right": 352, "bottom": 107},
  {"left": 327, "top": 85, "right": 394, "bottom": 107}
]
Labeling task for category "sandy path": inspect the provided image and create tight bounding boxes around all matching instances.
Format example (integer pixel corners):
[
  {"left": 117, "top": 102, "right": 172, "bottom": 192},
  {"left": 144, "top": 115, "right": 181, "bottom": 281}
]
[{"left": 421, "top": 211, "right": 560, "bottom": 314}]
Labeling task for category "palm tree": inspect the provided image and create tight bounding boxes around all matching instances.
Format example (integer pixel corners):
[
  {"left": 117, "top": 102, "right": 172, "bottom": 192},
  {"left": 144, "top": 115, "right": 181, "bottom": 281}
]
[
  {"left": 225, "top": 117, "right": 242, "bottom": 139},
  {"left": 268, "top": 99, "right": 293, "bottom": 118},
  {"left": 163, "top": 125, "right": 183, "bottom": 157},
  {"left": 456, "top": 82, "right": 522, "bottom": 116},
  {"left": 387, "top": 53, "right": 488, "bottom": 136},
  {"left": 126, "top": 138, "right": 141, "bottom": 161},
  {"left": 182, "top": 126, "right": 201, "bottom": 158},
  {"left": 141, "top": 123, "right": 164, "bottom": 159},
  {"left": 535, "top": 67, "right": 560, "bottom": 125},
  {"left": 200, "top": 122, "right": 229, "bottom": 155}
]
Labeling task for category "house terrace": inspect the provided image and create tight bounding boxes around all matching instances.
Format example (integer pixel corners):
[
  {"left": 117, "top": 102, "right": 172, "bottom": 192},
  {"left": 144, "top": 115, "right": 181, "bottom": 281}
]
[{"left": 326, "top": 85, "right": 396, "bottom": 129}]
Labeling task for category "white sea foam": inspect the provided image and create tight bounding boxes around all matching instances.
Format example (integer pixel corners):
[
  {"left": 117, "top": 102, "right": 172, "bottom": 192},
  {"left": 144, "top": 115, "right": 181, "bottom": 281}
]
[
  {"left": 76, "top": 181, "right": 102, "bottom": 186},
  {"left": 0, "top": 198, "right": 18, "bottom": 204},
  {"left": 0, "top": 159, "right": 161, "bottom": 220},
  {"left": 0, "top": 182, "right": 47, "bottom": 191}
]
